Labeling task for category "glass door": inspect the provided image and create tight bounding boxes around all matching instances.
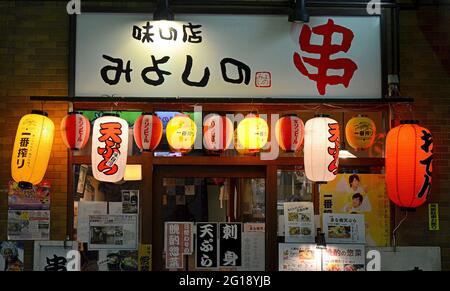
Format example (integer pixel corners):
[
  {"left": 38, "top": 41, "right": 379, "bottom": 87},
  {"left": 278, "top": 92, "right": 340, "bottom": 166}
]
[{"left": 152, "top": 166, "right": 266, "bottom": 271}]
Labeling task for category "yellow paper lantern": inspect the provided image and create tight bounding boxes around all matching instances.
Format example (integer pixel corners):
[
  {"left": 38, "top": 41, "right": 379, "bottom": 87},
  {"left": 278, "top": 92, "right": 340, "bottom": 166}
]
[
  {"left": 166, "top": 115, "right": 197, "bottom": 153},
  {"left": 11, "top": 111, "right": 55, "bottom": 188},
  {"left": 345, "top": 114, "right": 376, "bottom": 151},
  {"left": 236, "top": 114, "right": 268, "bottom": 153}
]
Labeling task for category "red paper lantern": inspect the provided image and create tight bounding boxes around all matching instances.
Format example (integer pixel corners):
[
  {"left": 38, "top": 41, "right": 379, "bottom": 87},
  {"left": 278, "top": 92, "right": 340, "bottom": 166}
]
[
  {"left": 60, "top": 112, "right": 90, "bottom": 150},
  {"left": 386, "top": 120, "right": 433, "bottom": 208},
  {"left": 133, "top": 113, "right": 163, "bottom": 152},
  {"left": 275, "top": 115, "right": 305, "bottom": 152}
]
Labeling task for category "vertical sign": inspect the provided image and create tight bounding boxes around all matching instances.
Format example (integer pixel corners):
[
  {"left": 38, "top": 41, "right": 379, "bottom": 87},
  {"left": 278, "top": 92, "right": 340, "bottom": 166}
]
[
  {"left": 428, "top": 203, "right": 439, "bottom": 231},
  {"left": 196, "top": 222, "right": 218, "bottom": 269},
  {"left": 164, "top": 222, "right": 183, "bottom": 269},
  {"left": 219, "top": 223, "right": 242, "bottom": 267},
  {"left": 138, "top": 244, "right": 152, "bottom": 271}
]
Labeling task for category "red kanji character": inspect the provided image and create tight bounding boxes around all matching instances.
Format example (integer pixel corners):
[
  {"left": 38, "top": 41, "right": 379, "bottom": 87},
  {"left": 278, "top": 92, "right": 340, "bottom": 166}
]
[
  {"left": 98, "top": 122, "right": 122, "bottom": 144},
  {"left": 327, "top": 123, "right": 339, "bottom": 175},
  {"left": 293, "top": 19, "right": 358, "bottom": 95}
]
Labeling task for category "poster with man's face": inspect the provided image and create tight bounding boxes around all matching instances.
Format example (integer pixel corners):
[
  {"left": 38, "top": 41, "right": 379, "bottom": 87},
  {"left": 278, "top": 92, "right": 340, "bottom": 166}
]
[{"left": 319, "top": 174, "right": 390, "bottom": 246}]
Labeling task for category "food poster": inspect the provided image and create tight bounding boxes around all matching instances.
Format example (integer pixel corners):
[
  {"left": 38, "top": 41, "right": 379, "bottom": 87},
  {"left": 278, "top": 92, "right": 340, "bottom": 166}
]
[
  {"left": 98, "top": 250, "right": 138, "bottom": 271},
  {"left": 284, "top": 202, "right": 315, "bottom": 242},
  {"left": 319, "top": 174, "right": 390, "bottom": 246},
  {"left": 7, "top": 210, "right": 50, "bottom": 240},
  {"left": 323, "top": 213, "right": 365, "bottom": 244},
  {"left": 88, "top": 215, "right": 138, "bottom": 250},
  {"left": 240, "top": 223, "right": 265, "bottom": 271},
  {"left": 76, "top": 201, "right": 108, "bottom": 242},
  {"left": 219, "top": 223, "right": 242, "bottom": 267},
  {"left": 8, "top": 180, "right": 50, "bottom": 210},
  {"left": 0, "top": 241, "right": 24, "bottom": 271},
  {"left": 278, "top": 243, "right": 321, "bottom": 271},
  {"left": 323, "top": 244, "right": 365, "bottom": 271}
]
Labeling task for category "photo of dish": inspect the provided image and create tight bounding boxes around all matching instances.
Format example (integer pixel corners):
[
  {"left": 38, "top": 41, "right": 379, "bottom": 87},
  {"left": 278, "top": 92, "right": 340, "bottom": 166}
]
[
  {"left": 300, "top": 214, "right": 311, "bottom": 222},
  {"left": 287, "top": 211, "right": 298, "bottom": 222},
  {"left": 344, "top": 264, "right": 365, "bottom": 271},
  {"left": 300, "top": 227, "right": 312, "bottom": 236},
  {"left": 298, "top": 249, "right": 314, "bottom": 260},
  {"left": 325, "top": 263, "right": 342, "bottom": 271},
  {"left": 288, "top": 226, "right": 300, "bottom": 235},
  {"left": 328, "top": 226, "right": 351, "bottom": 239}
]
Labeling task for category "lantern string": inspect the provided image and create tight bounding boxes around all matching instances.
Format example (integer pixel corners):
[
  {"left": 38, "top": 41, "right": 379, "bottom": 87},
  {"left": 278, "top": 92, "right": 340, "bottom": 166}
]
[{"left": 392, "top": 210, "right": 408, "bottom": 250}]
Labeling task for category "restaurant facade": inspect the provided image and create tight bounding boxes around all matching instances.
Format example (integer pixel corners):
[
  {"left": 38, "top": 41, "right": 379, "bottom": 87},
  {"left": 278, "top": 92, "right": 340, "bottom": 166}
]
[{"left": 0, "top": 0, "right": 449, "bottom": 271}]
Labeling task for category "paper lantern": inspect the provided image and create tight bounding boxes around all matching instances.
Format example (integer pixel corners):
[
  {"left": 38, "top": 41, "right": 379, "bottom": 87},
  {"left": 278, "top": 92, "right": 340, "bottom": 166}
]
[
  {"left": 11, "top": 110, "right": 55, "bottom": 188},
  {"left": 203, "top": 114, "right": 233, "bottom": 152},
  {"left": 304, "top": 115, "right": 340, "bottom": 182},
  {"left": 345, "top": 115, "right": 376, "bottom": 151},
  {"left": 133, "top": 113, "right": 163, "bottom": 152},
  {"left": 275, "top": 115, "right": 305, "bottom": 152},
  {"left": 236, "top": 114, "right": 268, "bottom": 153},
  {"left": 91, "top": 114, "right": 129, "bottom": 183},
  {"left": 386, "top": 120, "right": 433, "bottom": 208},
  {"left": 166, "top": 115, "right": 197, "bottom": 153},
  {"left": 60, "top": 112, "right": 90, "bottom": 150}
]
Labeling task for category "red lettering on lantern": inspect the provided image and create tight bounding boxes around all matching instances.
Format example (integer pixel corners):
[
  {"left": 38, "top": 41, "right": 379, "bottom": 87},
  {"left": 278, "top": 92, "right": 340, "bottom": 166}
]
[
  {"left": 327, "top": 122, "right": 340, "bottom": 175},
  {"left": 97, "top": 122, "right": 122, "bottom": 175}
]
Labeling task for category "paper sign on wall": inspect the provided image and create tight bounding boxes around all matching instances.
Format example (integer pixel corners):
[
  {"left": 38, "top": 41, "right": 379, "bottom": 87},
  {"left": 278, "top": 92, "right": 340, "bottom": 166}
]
[
  {"left": 284, "top": 202, "right": 315, "bottom": 243},
  {"left": 323, "top": 213, "right": 365, "bottom": 244}
]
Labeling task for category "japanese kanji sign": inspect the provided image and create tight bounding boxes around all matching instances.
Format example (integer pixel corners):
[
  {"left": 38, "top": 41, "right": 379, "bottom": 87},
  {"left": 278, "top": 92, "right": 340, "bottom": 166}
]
[
  {"left": 91, "top": 116, "right": 128, "bottom": 183},
  {"left": 75, "top": 14, "right": 381, "bottom": 98},
  {"left": 195, "top": 222, "right": 218, "bottom": 269},
  {"left": 164, "top": 222, "right": 193, "bottom": 269},
  {"left": 219, "top": 223, "right": 242, "bottom": 267}
]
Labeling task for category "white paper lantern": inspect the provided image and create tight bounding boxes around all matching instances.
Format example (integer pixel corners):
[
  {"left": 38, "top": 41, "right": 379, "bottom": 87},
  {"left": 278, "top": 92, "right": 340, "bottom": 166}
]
[
  {"left": 304, "top": 116, "right": 340, "bottom": 182},
  {"left": 91, "top": 115, "right": 129, "bottom": 183}
]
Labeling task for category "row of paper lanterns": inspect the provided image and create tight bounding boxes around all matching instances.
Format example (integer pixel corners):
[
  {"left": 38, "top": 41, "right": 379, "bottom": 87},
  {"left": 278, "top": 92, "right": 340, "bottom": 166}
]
[{"left": 11, "top": 110, "right": 432, "bottom": 209}]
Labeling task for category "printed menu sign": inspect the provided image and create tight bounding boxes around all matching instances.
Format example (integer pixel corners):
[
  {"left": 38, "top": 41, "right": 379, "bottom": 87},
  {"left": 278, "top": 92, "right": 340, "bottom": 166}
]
[
  {"left": 278, "top": 243, "right": 320, "bottom": 271},
  {"left": 240, "top": 223, "right": 265, "bottom": 271},
  {"left": 284, "top": 202, "right": 315, "bottom": 242},
  {"left": 323, "top": 213, "right": 365, "bottom": 244},
  {"left": 164, "top": 222, "right": 194, "bottom": 269},
  {"left": 323, "top": 244, "right": 365, "bottom": 271},
  {"left": 196, "top": 222, "right": 218, "bottom": 269},
  {"left": 219, "top": 223, "right": 242, "bottom": 267}
]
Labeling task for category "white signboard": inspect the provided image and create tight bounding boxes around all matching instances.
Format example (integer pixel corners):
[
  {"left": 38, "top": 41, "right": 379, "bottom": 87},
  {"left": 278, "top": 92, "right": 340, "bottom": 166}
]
[
  {"left": 75, "top": 13, "right": 381, "bottom": 98},
  {"left": 33, "top": 241, "right": 79, "bottom": 271},
  {"left": 284, "top": 202, "right": 315, "bottom": 243},
  {"left": 323, "top": 213, "right": 365, "bottom": 244}
]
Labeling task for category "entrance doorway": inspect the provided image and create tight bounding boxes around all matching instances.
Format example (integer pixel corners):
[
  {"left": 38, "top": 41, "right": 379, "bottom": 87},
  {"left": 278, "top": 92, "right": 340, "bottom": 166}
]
[{"left": 152, "top": 165, "right": 266, "bottom": 271}]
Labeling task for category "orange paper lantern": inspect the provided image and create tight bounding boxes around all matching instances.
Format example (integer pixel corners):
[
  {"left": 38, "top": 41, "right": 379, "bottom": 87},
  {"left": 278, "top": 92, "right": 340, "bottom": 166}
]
[
  {"left": 345, "top": 115, "right": 376, "bottom": 151},
  {"left": 385, "top": 120, "right": 433, "bottom": 208},
  {"left": 60, "top": 112, "right": 91, "bottom": 150}
]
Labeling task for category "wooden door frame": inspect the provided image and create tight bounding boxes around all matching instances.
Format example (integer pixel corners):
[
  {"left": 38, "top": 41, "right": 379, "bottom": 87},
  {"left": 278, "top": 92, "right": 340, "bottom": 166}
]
[{"left": 152, "top": 165, "right": 271, "bottom": 271}]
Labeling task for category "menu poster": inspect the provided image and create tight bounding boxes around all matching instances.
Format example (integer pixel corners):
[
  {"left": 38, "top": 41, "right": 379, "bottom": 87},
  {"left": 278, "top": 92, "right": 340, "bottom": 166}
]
[
  {"left": 323, "top": 244, "right": 365, "bottom": 271},
  {"left": 196, "top": 222, "right": 218, "bottom": 269},
  {"left": 7, "top": 210, "right": 50, "bottom": 240},
  {"left": 278, "top": 243, "right": 320, "bottom": 271},
  {"left": 323, "top": 213, "right": 365, "bottom": 244},
  {"left": 319, "top": 174, "right": 390, "bottom": 246},
  {"left": 88, "top": 215, "right": 138, "bottom": 250},
  {"left": 164, "top": 222, "right": 194, "bottom": 270},
  {"left": 0, "top": 241, "right": 24, "bottom": 271},
  {"left": 240, "top": 223, "right": 265, "bottom": 271},
  {"left": 284, "top": 202, "right": 315, "bottom": 243},
  {"left": 219, "top": 223, "right": 242, "bottom": 267}
]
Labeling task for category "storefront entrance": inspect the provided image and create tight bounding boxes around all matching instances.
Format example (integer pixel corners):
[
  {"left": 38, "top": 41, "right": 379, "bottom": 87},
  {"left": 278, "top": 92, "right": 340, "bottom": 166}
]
[{"left": 152, "top": 165, "right": 266, "bottom": 271}]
